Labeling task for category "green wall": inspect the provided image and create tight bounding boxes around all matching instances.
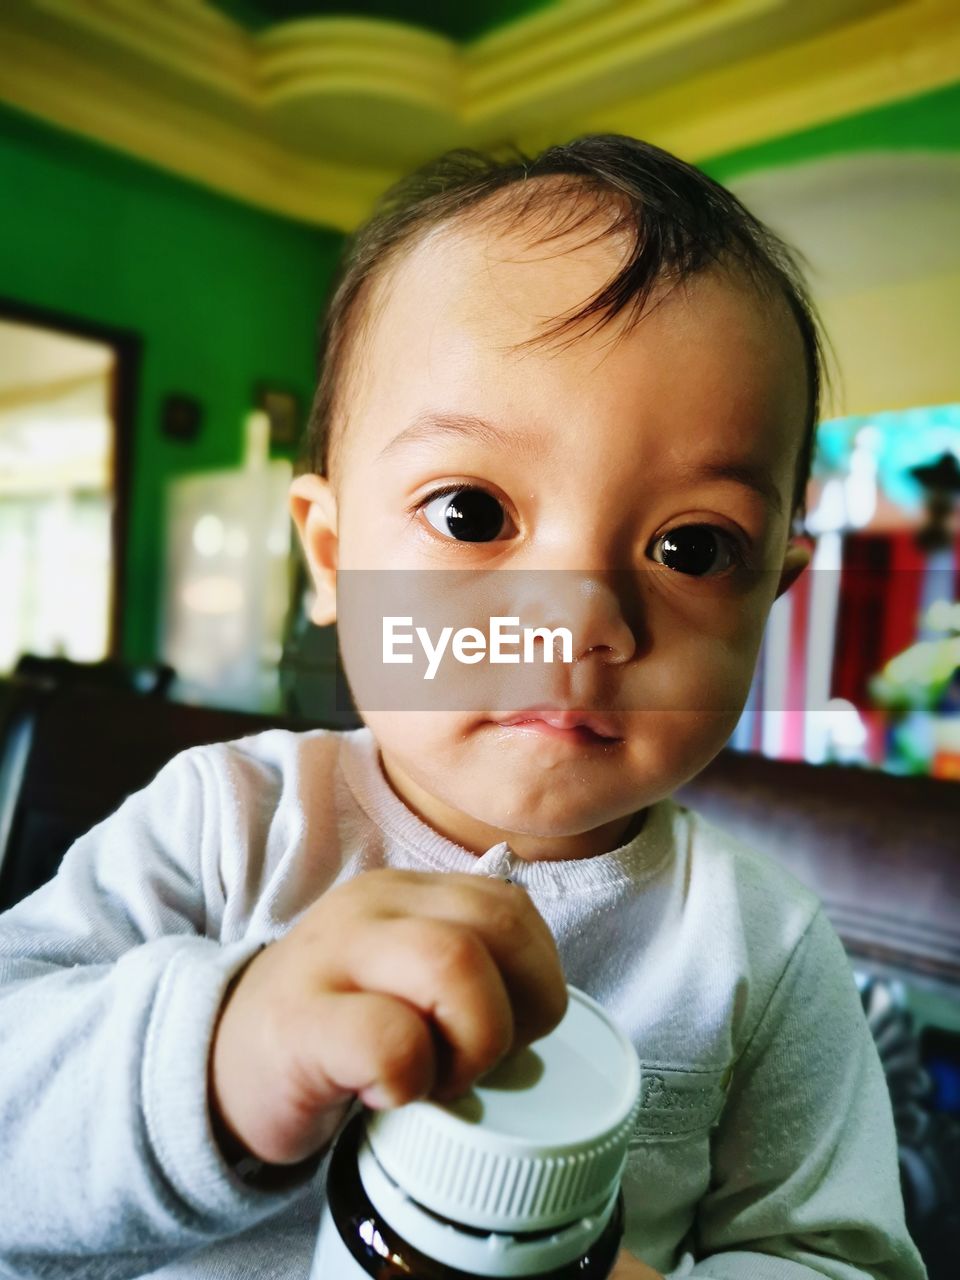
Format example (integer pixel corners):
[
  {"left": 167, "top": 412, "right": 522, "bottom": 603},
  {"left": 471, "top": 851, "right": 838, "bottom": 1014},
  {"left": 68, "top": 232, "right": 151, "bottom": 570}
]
[{"left": 0, "top": 103, "right": 343, "bottom": 665}]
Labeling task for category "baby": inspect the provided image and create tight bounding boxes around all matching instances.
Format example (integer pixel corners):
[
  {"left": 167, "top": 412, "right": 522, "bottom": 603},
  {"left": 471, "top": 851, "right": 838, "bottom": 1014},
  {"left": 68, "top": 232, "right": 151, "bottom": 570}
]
[{"left": 0, "top": 135, "right": 925, "bottom": 1280}]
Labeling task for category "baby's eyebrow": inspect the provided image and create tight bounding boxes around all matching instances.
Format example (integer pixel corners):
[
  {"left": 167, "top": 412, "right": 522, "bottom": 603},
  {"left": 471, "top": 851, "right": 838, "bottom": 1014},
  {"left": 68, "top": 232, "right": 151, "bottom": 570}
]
[
  {"left": 673, "top": 457, "right": 784, "bottom": 517},
  {"left": 378, "top": 410, "right": 784, "bottom": 516},
  {"left": 377, "top": 411, "right": 549, "bottom": 464}
]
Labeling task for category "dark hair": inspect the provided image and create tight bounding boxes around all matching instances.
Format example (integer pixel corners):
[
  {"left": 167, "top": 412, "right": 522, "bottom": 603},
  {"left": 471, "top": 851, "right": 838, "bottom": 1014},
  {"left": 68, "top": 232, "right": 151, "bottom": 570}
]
[{"left": 299, "top": 133, "right": 829, "bottom": 528}]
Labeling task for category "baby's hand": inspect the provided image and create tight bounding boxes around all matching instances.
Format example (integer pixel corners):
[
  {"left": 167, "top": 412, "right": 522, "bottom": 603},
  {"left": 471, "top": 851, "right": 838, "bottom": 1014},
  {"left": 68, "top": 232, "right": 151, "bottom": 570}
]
[
  {"left": 611, "top": 1251, "right": 664, "bottom": 1280},
  {"left": 209, "top": 869, "right": 567, "bottom": 1166}
]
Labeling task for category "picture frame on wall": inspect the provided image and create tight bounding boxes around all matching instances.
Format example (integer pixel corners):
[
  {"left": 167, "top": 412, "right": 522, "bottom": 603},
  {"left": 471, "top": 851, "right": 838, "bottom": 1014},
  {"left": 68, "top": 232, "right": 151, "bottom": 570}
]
[
  {"left": 255, "top": 384, "right": 300, "bottom": 448},
  {"left": 161, "top": 393, "right": 203, "bottom": 442}
]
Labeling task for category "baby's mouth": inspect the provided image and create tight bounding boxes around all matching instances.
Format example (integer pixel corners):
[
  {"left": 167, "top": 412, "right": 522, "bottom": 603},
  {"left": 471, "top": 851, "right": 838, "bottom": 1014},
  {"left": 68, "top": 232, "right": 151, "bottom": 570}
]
[{"left": 493, "top": 707, "right": 623, "bottom": 745}]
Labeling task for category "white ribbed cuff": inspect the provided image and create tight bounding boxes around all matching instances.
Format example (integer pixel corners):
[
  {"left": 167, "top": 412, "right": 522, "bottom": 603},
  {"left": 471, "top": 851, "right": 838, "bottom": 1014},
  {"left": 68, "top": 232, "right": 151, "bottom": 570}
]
[{"left": 141, "top": 936, "right": 314, "bottom": 1227}]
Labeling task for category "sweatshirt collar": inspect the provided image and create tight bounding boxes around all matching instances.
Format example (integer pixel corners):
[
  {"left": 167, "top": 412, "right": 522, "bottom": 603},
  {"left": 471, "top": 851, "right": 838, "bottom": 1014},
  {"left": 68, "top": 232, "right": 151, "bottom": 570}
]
[{"left": 337, "top": 725, "right": 676, "bottom": 896}]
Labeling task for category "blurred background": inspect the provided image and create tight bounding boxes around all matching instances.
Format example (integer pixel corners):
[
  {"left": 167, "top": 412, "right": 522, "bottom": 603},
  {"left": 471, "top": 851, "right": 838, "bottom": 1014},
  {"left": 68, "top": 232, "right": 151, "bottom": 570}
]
[
  {"left": 2, "top": 0, "right": 959, "bottom": 773},
  {"left": 1, "top": 2, "right": 960, "bottom": 1264}
]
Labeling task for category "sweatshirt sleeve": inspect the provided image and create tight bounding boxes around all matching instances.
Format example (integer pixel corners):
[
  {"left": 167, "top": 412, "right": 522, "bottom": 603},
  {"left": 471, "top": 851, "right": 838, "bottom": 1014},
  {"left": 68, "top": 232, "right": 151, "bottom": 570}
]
[
  {"left": 667, "top": 907, "right": 927, "bottom": 1280},
  {"left": 0, "top": 747, "right": 313, "bottom": 1280}
]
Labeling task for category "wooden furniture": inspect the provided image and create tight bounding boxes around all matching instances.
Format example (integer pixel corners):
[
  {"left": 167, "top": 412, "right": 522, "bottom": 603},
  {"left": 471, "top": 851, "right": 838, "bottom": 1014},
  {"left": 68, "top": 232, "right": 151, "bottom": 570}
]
[{"left": 0, "top": 673, "right": 325, "bottom": 911}]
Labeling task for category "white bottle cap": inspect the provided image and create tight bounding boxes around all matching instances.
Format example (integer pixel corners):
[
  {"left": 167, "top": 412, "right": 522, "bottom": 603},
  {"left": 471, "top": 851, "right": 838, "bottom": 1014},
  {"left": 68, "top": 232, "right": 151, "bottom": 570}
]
[{"left": 365, "top": 985, "right": 641, "bottom": 1233}]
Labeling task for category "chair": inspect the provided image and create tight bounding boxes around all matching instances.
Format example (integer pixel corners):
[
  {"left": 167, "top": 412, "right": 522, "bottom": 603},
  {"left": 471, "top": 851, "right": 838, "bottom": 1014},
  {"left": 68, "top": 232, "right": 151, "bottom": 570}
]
[
  {"left": 0, "top": 659, "right": 323, "bottom": 912},
  {"left": 11, "top": 653, "right": 176, "bottom": 697}
]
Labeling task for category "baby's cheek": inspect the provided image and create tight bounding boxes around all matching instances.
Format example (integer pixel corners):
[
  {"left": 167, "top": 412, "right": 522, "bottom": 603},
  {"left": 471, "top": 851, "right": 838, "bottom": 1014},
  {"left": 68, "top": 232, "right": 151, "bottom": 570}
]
[
  {"left": 619, "top": 711, "right": 735, "bottom": 802},
  {"left": 634, "top": 626, "right": 756, "bottom": 718},
  {"left": 617, "top": 625, "right": 756, "bottom": 788}
]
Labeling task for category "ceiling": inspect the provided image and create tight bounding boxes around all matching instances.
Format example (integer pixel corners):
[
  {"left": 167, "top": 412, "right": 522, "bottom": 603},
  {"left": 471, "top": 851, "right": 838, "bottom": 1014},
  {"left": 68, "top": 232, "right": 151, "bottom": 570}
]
[
  {"left": 209, "top": 0, "right": 555, "bottom": 42},
  {"left": 726, "top": 151, "right": 960, "bottom": 416},
  {"left": 0, "top": 321, "right": 113, "bottom": 496},
  {"left": 0, "top": 321, "right": 113, "bottom": 401},
  {"left": 1, "top": 0, "right": 957, "bottom": 230}
]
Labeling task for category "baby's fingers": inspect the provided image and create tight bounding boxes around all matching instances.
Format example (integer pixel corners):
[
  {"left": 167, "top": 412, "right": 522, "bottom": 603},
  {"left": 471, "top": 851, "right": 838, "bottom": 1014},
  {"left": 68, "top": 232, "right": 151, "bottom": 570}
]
[
  {"left": 275, "top": 991, "right": 437, "bottom": 1162},
  {"left": 348, "top": 871, "right": 568, "bottom": 1052},
  {"left": 342, "top": 916, "right": 515, "bottom": 1100},
  {"left": 610, "top": 1251, "right": 664, "bottom": 1279},
  {"left": 305, "top": 990, "right": 438, "bottom": 1109},
  {"left": 456, "top": 880, "right": 568, "bottom": 1048}
]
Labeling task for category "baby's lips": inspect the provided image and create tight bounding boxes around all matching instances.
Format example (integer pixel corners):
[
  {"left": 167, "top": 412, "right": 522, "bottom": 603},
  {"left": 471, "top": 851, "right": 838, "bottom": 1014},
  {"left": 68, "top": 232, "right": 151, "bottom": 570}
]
[{"left": 495, "top": 705, "right": 623, "bottom": 738}]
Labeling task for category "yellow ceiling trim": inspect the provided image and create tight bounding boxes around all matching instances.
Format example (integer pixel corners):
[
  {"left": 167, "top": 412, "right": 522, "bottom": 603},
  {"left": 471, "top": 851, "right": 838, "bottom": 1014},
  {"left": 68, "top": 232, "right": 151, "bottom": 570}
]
[
  {"left": 572, "top": 0, "right": 960, "bottom": 161},
  {"left": 0, "top": 0, "right": 956, "bottom": 231},
  {"left": 463, "top": 0, "right": 785, "bottom": 123},
  {"left": 24, "top": 0, "right": 257, "bottom": 104},
  {"left": 258, "top": 18, "right": 458, "bottom": 114},
  {"left": 468, "top": 0, "right": 698, "bottom": 60}
]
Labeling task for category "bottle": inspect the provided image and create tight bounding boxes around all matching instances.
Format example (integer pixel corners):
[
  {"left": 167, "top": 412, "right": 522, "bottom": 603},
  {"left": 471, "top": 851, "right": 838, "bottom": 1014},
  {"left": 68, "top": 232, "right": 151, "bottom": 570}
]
[{"left": 311, "top": 985, "right": 641, "bottom": 1278}]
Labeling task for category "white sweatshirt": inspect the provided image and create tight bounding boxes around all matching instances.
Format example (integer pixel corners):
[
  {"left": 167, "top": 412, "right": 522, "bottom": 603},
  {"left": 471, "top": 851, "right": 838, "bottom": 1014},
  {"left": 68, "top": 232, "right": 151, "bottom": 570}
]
[{"left": 0, "top": 725, "right": 925, "bottom": 1280}]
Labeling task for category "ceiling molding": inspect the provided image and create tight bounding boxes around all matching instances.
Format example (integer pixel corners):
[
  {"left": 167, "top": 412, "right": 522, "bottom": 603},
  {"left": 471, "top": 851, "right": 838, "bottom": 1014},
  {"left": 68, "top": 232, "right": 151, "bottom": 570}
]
[
  {"left": 0, "top": 0, "right": 957, "bottom": 230},
  {"left": 0, "top": 1, "right": 392, "bottom": 227},
  {"left": 572, "top": 0, "right": 960, "bottom": 163},
  {"left": 258, "top": 18, "right": 458, "bottom": 112}
]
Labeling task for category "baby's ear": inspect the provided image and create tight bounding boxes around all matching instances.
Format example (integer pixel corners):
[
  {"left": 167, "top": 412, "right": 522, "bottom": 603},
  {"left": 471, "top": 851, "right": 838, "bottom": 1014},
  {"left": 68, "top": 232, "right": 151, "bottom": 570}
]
[
  {"left": 289, "top": 473, "right": 338, "bottom": 625},
  {"left": 772, "top": 535, "right": 813, "bottom": 602}
]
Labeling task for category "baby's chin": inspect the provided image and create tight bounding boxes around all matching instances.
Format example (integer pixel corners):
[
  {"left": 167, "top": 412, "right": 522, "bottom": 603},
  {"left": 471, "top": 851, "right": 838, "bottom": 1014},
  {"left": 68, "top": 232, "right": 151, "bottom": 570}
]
[{"left": 427, "top": 781, "right": 651, "bottom": 863}]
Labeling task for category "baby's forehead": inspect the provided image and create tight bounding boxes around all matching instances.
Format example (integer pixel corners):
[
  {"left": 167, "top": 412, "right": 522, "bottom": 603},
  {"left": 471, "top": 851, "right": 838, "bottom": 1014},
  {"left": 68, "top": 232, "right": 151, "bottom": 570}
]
[
  {"left": 350, "top": 230, "right": 806, "bottom": 477},
  {"left": 372, "top": 214, "right": 802, "bottom": 382},
  {"left": 384, "top": 199, "right": 631, "bottom": 324}
]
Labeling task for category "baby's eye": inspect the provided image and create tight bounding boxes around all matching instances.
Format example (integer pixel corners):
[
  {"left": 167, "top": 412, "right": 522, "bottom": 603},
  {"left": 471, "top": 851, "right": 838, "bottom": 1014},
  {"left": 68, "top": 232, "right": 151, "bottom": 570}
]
[
  {"left": 419, "top": 485, "right": 509, "bottom": 543},
  {"left": 649, "top": 525, "right": 742, "bottom": 577}
]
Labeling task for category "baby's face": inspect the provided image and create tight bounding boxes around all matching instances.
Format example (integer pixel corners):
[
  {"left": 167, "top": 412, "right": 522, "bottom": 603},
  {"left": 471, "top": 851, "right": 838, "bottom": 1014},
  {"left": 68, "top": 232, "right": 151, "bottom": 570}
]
[{"left": 292, "top": 204, "right": 811, "bottom": 859}]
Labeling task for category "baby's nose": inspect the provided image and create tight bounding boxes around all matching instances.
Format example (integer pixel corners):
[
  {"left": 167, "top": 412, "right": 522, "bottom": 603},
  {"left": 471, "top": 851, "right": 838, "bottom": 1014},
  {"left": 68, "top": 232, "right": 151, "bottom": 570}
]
[{"left": 511, "top": 572, "right": 637, "bottom": 668}]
